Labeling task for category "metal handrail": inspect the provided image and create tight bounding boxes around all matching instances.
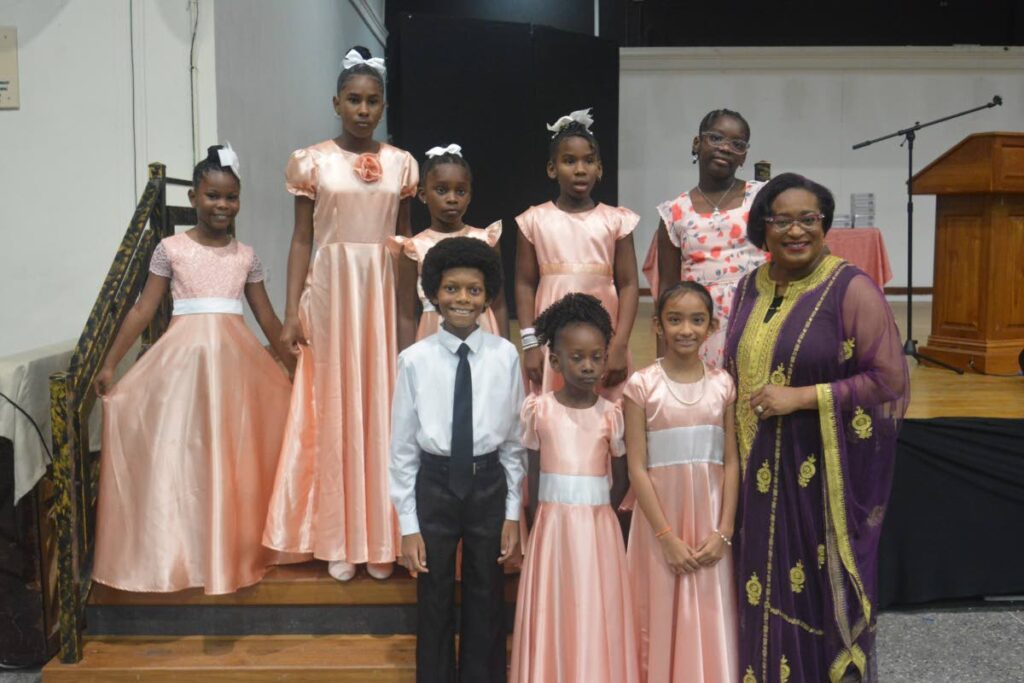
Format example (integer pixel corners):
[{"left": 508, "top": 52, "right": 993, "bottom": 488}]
[{"left": 47, "top": 163, "right": 196, "bottom": 662}]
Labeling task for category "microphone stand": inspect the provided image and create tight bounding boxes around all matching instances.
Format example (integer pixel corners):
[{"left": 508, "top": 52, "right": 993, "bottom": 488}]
[{"left": 852, "top": 95, "right": 1002, "bottom": 373}]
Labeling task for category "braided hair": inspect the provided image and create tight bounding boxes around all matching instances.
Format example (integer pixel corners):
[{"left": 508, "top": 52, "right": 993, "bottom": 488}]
[
  {"left": 421, "top": 150, "right": 473, "bottom": 184},
  {"left": 336, "top": 45, "right": 384, "bottom": 92},
  {"left": 548, "top": 121, "right": 601, "bottom": 161},
  {"left": 192, "top": 145, "right": 238, "bottom": 188},
  {"left": 698, "top": 108, "right": 751, "bottom": 141},
  {"left": 534, "top": 293, "right": 613, "bottom": 351}
]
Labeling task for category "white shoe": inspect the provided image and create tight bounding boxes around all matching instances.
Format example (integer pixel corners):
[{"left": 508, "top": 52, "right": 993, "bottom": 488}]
[
  {"left": 366, "top": 562, "right": 394, "bottom": 580},
  {"left": 328, "top": 560, "right": 357, "bottom": 582}
]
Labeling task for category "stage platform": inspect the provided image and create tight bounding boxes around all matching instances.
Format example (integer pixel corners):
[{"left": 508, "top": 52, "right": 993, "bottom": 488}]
[{"left": 41, "top": 299, "right": 1022, "bottom": 680}]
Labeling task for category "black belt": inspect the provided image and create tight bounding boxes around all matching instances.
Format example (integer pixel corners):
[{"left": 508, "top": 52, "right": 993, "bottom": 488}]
[{"left": 420, "top": 450, "right": 500, "bottom": 475}]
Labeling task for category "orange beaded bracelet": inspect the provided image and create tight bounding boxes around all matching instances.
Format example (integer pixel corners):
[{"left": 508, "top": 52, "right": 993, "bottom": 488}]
[{"left": 654, "top": 526, "right": 672, "bottom": 538}]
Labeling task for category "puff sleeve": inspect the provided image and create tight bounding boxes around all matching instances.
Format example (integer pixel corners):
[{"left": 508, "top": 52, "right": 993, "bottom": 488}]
[
  {"left": 285, "top": 148, "right": 319, "bottom": 199},
  {"left": 149, "top": 240, "right": 172, "bottom": 278},
  {"left": 721, "top": 369, "right": 737, "bottom": 407},
  {"left": 247, "top": 252, "right": 267, "bottom": 283},
  {"left": 655, "top": 197, "right": 685, "bottom": 249},
  {"left": 483, "top": 220, "right": 503, "bottom": 247},
  {"left": 621, "top": 369, "right": 647, "bottom": 409},
  {"left": 616, "top": 206, "right": 640, "bottom": 240},
  {"left": 515, "top": 208, "right": 537, "bottom": 245},
  {"left": 399, "top": 152, "right": 420, "bottom": 200}
]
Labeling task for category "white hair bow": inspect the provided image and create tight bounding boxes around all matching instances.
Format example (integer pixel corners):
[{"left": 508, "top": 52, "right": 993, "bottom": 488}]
[
  {"left": 545, "top": 108, "right": 594, "bottom": 138},
  {"left": 425, "top": 144, "right": 463, "bottom": 158},
  {"left": 341, "top": 49, "right": 386, "bottom": 79},
  {"left": 217, "top": 142, "right": 240, "bottom": 179}
]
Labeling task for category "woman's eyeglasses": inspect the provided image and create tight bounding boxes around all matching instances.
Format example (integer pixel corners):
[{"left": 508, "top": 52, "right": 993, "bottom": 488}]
[
  {"left": 701, "top": 131, "right": 750, "bottom": 154},
  {"left": 764, "top": 213, "right": 825, "bottom": 232}
]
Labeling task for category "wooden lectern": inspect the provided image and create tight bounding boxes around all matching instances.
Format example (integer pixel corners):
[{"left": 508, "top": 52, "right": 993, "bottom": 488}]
[{"left": 912, "top": 132, "right": 1024, "bottom": 374}]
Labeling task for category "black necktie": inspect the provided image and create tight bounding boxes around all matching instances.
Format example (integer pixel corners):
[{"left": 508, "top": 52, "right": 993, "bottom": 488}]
[{"left": 450, "top": 343, "right": 473, "bottom": 499}]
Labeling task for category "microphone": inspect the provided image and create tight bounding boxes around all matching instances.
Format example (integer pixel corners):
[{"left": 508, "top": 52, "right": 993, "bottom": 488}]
[{"left": 992, "top": 95, "right": 1003, "bottom": 106}]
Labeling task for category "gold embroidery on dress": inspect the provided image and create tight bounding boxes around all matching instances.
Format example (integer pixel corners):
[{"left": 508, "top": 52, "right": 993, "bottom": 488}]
[
  {"left": 770, "top": 363, "right": 788, "bottom": 386},
  {"left": 829, "top": 644, "right": 868, "bottom": 683},
  {"left": 746, "top": 572, "right": 763, "bottom": 606},
  {"left": 867, "top": 505, "right": 885, "bottom": 527},
  {"left": 852, "top": 407, "right": 873, "bottom": 439},
  {"left": 743, "top": 666, "right": 758, "bottom": 683},
  {"left": 790, "top": 560, "right": 806, "bottom": 594},
  {"left": 769, "top": 606, "right": 825, "bottom": 635},
  {"left": 734, "top": 258, "right": 844, "bottom": 476},
  {"left": 818, "top": 384, "right": 874, "bottom": 629},
  {"left": 818, "top": 544, "right": 826, "bottom": 568},
  {"left": 842, "top": 337, "right": 856, "bottom": 360},
  {"left": 756, "top": 460, "right": 772, "bottom": 493},
  {"left": 780, "top": 655, "right": 792, "bottom": 683},
  {"left": 798, "top": 454, "right": 817, "bottom": 488}
]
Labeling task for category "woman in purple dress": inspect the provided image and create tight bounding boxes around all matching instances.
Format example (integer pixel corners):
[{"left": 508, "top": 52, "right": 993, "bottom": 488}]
[{"left": 724, "top": 174, "right": 908, "bottom": 683}]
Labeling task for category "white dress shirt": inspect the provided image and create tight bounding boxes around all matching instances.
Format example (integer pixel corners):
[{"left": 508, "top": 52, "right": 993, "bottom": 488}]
[{"left": 389, "top": 326, "right": 527, "bottom": 536}]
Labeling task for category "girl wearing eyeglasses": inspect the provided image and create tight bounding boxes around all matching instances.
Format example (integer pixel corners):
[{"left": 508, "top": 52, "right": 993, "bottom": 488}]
[{"left": 643, "top": 108, "right": 767, "bottom": 368}]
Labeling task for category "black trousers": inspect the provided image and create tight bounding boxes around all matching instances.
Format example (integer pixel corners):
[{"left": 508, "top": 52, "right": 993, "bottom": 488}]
[{"left": 415, "top": 452, "right": 507, "bottom": 683}]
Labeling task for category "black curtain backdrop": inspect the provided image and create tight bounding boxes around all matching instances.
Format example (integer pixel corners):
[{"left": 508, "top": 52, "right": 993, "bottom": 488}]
[
  {"left": 879, "top": 418, "right": 1024, "bottom": 608},
  {"left": 387, "top": 13, "right": 619, "bottom": 313}
]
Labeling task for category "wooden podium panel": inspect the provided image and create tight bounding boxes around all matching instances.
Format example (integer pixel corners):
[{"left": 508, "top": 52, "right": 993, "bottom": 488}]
[{"left": 913, "top": 133, "right": 1024, "bottom": 373}]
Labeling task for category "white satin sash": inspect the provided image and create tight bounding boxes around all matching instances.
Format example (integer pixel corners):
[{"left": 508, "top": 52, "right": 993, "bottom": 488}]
[
  {"left": 646, "top": 424, "right": 725, "bottom": 468},
  {"left": 172, "top": 297, "right": 244, "bottom": 316},
  {"left": 538, "top": 472, "right": 610, "bottom": 506}
]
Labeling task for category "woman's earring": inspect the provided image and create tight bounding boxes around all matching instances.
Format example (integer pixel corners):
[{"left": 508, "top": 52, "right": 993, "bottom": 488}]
[
  {"left": 692, "top": 152, "right": 699, "bottom": 164},
  {"left": 333, "top": 111, "right": 342, "bottom": 119}
]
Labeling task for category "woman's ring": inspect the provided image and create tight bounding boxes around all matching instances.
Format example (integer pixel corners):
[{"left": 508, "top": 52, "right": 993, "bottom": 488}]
[{"left": 755, "top": 405, "right": 765, "bottom": 415}]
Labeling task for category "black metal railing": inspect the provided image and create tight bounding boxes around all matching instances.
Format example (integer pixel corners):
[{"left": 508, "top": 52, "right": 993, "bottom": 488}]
[{"left": 47, "top": 163, "right": 196, "bottom": 662}]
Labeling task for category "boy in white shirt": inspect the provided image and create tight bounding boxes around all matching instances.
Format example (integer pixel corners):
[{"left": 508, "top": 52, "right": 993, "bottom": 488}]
[{"left": 390, "top": 236, "right": 525, "bottom": 682}]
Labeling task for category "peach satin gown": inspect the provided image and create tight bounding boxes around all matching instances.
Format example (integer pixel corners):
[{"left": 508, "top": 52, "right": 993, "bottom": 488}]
[
  {"left": 515, "top": 202, "right": 639, "bottom": 400},
  {"left": 510, "top": 393, "right": 639, "bottom": 683},
  {"left": 623, "top": 363, "right": 739, "bottom": 683},
  {"left": 263, "top": 141, "right": 418, "bottom": 565},
  {"left": 93, "top": 233, "right": 293, "bottom": 594}
]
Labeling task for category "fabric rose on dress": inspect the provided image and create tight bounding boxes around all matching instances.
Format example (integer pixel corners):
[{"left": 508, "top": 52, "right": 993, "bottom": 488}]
[{"left": 352, "top": 153, "right": 383, "bottom": 184}]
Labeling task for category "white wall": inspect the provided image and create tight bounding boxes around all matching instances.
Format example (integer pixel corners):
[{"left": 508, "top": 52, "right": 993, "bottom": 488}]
[
  {"left": 618, "top": 47, "right": 1024, "bottom": 290},
  {"left": 0, "top": 0, "right": 386, "bottom": 355},
  {"left": 0, "top": 0, "right": 217, "bottom": 357},
  {"left": 213, "top": 0, "right": 387, "bottom": 332}
]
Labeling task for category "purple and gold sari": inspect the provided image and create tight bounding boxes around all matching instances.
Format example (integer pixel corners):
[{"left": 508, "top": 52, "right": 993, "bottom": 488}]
[{"left": 725, "top": 256, "right": 908, "bottom": 683}]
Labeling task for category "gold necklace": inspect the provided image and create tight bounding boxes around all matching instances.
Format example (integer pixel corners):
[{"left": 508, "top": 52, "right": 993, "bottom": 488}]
[
  {"left": 695, "top": 179, "right": 739, "bottom": 218},
  {"left": 658, "top": 359, "right": 706, "bottom": 406}
]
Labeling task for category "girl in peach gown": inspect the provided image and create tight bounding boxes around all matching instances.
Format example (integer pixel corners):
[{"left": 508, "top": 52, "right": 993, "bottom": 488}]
[
  {"left": 263, "top": 47, "right": 418, "bottom": 582},
  {"left": 515, "top": 108, "right": 639, "bottom": 400},
  {"left": 394, "top": 144, "right": 508, "bottom": 348},
  {"left": 623, "top": 281, "right": 740, "bottom": 682},
  {"left": 92, "top": 145, "right": 296, "bottom": 594},
  {"left": 510, "top": 294, "right": 639, "bottom": 683}
]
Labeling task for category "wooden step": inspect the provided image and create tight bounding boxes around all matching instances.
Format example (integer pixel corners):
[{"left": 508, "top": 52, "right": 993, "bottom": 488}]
[
  {"left": 89, "top": 560, "right": 519, "bottom": 606},
  {"left": 42, "top": 634, "right": 418, "bottom": 682}
]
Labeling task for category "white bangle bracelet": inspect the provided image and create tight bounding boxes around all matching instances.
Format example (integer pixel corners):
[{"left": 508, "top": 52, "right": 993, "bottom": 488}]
[{"left": 519, "top": 327, "right": 536, "bottom": 338}]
